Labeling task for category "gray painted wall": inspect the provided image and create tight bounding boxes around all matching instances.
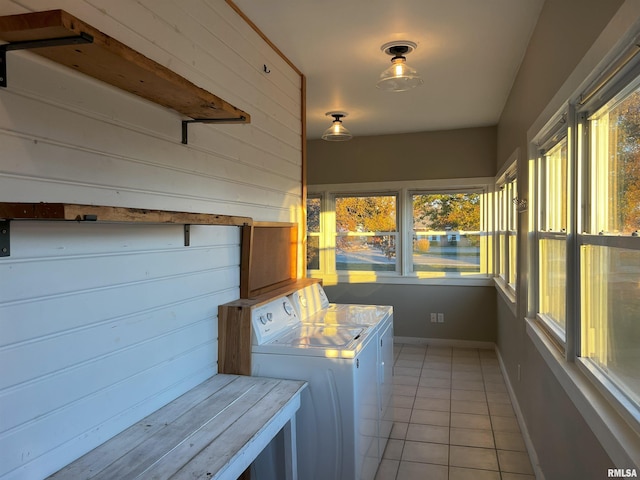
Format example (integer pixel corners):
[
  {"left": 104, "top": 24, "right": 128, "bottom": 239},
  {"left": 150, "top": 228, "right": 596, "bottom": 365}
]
[
  {"left": 308, "top": 126, "right": 497, "bottom": 184},
  {"left": 497, "top": 0, "right": 626, "bottom": 478},
  {"left": 324, "top": 284, "right": 496, "bottom": 342}
]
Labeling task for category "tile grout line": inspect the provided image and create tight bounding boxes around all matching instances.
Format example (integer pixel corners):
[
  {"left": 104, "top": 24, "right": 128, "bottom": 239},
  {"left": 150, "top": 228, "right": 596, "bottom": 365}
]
[{"left": 385, "top": 345, "right": 535, "bottom": 480}]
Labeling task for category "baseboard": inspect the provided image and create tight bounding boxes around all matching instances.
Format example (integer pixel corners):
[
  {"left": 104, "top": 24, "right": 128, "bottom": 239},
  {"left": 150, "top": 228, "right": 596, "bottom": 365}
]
[
  {"left": 394, "top": 336, "right": 495, "bottom": 350},
  {"left": 495, "top": 347, "right": 546, "bottom": 480}
]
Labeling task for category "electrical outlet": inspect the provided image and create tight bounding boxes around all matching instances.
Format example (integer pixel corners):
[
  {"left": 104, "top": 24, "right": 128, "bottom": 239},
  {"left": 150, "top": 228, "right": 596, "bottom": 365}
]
[
  {"left": 437, "top": 313, "right": 444, "bottom": 323},
  {"left": 430, "top": 313, "right": 437, "bottom": 323}
]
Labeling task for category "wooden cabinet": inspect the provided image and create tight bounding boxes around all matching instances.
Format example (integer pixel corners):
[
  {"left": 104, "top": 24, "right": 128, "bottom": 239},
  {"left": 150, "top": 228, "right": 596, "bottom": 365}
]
[
  {"left": 218, "top": 278, "right": 320, "bottom": 375},
  {"left": 241, "top": 222, "right": 298, "bottom": 299}
]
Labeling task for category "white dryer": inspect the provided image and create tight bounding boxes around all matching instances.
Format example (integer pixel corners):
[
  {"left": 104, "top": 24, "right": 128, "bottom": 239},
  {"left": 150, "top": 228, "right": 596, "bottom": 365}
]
[
  {"left": 287, "top": 283, "right": 394, "bottom": 479},
  {"left": 250, "top": 295, "right": 379, "bottom": 480}
]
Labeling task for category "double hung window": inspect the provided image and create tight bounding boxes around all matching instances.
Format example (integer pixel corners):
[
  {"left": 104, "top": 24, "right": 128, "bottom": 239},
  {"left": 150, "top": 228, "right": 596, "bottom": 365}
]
[
  {"left": 535, "top": 119, "right": 569, "bottom": 342},
  {"left": 411, "top": 192, "right": 483, "bottom": 275},
  {"left": 496, "top": 164, "right": 518, "bottom": 296},
  {"left": 579, "top": 80, "right": 640, "bottom": 412},
  {"left": 306, "top": 195, "right": 321, "bottom": 271},
  {"left": 306, "top": 181, "right": 491, "bottom": 282},
  {"left": 334, "top": 194, "right": 398, "bottom": 272}
]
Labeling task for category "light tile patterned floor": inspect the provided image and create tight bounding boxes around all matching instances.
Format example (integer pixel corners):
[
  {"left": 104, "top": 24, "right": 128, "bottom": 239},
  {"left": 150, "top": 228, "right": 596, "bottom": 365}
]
[{"left": 375, "top": 344, "right": 536, "bottom": 480}]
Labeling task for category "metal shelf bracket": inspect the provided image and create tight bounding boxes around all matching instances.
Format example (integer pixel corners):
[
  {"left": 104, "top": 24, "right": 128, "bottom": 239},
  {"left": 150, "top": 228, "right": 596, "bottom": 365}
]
[
  {"left": 0, "top": 32, "right": 94, "bottom": 87},
  {"left": 181, "top": 117, "right": 247, "bottom": 144},
  {"left": 0, "top": 220, "right": 9, "bottom": 257}
]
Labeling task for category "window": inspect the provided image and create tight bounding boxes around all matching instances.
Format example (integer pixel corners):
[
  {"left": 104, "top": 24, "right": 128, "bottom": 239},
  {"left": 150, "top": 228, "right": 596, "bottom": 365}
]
[
  {"left": 412, "top": 192, "right": 482, "bottom": 275},
  {"left": 535, "top": 119, "right": 568, "bottom": 342},
  {"left": 579, "top": 81, "right": 640, "bottom": 412},
  {"left": 496, "top": 161, "right": 518, "bottom": 296},
  {"left": 334, "top": 194, "right": 398, "bottom": 272},
  {"left": 306, "top": 195, "right": 321, "bottom": 271},
  {"left": 307, "top": 180, "right": 492, "bottom": 283}
]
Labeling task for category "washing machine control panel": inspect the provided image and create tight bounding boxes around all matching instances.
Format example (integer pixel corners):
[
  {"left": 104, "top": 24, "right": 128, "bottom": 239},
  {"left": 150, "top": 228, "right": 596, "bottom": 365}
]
[
  {"left": 252, "top": 296, "right": 300, "bottom": 345},
  {"left": 288, "top": 283, "right": 330, "bottom": 320}
]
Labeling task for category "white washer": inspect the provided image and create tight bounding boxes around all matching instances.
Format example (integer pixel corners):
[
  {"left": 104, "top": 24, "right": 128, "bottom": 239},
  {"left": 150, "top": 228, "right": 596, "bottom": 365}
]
[
  {"left": 250, "top": 295, "right": 379, "bottom": 480},
  {"left": 287, "top": 283, "right": 394, "bottom": 479},
  {"left": 289, "top": 283, "right": 392, "bottom": 334}
]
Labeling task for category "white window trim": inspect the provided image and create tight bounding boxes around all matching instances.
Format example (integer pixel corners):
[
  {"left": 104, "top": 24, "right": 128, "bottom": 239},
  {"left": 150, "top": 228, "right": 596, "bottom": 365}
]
[
  {"left": 529, "top": 108, "right": 571, "bottom": 353},
  {"left": 308, "top": 177, "right": 495, "bottom": 286},
  {"left": 494, "top": 149, "right": 519, "bottom": 308},
  {"left": 523, "top": 3, "right": 640, "bottom": 456},
  {"left": 527, "top": 318, "right": 640, "bottom": 467}
]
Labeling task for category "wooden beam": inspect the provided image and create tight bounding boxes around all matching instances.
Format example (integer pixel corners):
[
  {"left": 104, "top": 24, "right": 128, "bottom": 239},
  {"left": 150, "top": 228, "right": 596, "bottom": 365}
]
[{"left": 0, "top": 203, "right": 252, "bottom": 227}]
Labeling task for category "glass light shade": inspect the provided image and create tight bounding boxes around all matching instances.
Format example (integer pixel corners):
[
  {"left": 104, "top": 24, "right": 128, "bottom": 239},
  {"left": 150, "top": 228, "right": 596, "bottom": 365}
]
[
  {"left": 322, "top": 119, "right": 352, "bottom": 141},
  {"left": 377, "top": 56, "right": 424, "bottom": 92}
]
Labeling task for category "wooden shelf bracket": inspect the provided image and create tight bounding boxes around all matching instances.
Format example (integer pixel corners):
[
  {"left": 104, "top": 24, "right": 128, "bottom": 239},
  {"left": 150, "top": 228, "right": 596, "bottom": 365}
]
[{"left": 0, "top": 32, "right": 93, "bottom": 87}]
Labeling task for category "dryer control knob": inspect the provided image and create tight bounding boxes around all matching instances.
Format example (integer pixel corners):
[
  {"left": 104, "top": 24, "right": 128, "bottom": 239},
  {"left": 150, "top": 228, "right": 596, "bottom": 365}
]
[
  {"left": 259, "top": 315, "right": 267, "bottom": 325},
  {"left": 283, "top": 302, "right": 294, "bottom": 315}
]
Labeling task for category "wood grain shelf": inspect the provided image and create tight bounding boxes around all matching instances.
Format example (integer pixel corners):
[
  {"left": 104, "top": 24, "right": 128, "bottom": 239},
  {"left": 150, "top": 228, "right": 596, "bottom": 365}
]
[
  {"left": 0, "top": 202, "right": 252, "bottom": 226},
  {"left": 0, "top": 202, "right": 252, "bottom": 257},
  {"left": 0, "top": 9, "right": 250, "bottom": 143}
]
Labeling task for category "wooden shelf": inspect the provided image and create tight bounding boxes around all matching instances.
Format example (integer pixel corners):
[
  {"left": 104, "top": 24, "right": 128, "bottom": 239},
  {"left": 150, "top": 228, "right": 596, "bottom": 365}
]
[
  {"left": 0, "top": 202, "right": 252, "bottom": 257},
  {"left": 0, "top": 9, "right": 250, "bottom": 140},
  {"left": 0, "top": 202, "right": 252, "bottom": 226}
]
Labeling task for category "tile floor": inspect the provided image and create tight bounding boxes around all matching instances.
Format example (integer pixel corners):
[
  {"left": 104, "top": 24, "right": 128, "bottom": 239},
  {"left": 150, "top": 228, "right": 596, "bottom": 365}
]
[{"left": 375, "top": 343, "right": 536, "bottom": 480}]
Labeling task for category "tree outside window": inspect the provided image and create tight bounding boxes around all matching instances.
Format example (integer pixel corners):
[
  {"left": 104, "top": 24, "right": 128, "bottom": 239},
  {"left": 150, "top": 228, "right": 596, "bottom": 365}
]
[
  {"left": 412, "top": 192, "right": 482, "bottom": 274},
  {"left": 335, "top": 195, "right": 397, "bottom": 271}
]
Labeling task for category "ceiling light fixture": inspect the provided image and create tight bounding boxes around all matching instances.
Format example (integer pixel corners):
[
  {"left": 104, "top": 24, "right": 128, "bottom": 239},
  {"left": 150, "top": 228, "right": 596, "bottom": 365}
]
[
  {"left": 377, "top": 40, "right": 423, "bottom": 92},
  {"left": 321, "top": 111, "right": 353, "bottom": 141}
]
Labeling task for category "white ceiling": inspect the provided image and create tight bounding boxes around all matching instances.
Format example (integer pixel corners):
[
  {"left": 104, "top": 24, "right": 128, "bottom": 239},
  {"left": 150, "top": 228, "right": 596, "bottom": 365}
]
[{"left": 233, "top": 0, "right": 545, "bottom": 140}]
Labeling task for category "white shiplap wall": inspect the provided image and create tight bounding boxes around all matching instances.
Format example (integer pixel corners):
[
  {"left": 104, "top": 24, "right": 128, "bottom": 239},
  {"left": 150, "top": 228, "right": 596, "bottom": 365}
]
[{"left": 0, "top": 1, "right": 302, "bottom": 478}]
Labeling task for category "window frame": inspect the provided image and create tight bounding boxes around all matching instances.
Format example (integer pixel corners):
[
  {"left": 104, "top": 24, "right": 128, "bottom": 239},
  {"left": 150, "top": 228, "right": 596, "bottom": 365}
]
[
  {"left": 531, "top": 112, "right": 571, "bottom": 350},
  {"left": 575, "top": 72, "right": 640, "bottom": 427},
  {"left": 333, "top": 191, "right": 400, "bottom": 274},
  {"left": 527, "top": 29, "right": 640, "bottom": 439},
  {"left": 495, "top": 153, "right": 518, "bottom": 303},
  {"left": 307, "top": 178, "right": 494, "bottom": 286},
  {"left": 408, "top": 189, "right": 487, "bottom": 278},
  {"left": 305, "top": 193, "right": 322, "bottom": 273}
]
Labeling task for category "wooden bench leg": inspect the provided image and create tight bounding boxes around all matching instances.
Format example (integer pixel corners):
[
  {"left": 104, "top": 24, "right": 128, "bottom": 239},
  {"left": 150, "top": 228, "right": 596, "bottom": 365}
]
[{"left": 283, "top": 417, "right": 298, "bottom": 480}]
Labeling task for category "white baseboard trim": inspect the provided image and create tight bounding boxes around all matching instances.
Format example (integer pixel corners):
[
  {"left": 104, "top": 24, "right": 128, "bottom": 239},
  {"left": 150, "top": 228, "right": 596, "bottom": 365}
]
[
  {"left": 394, "top": 336, "right": 495, "bottom": 350},
  {"left": 495, "top": 346, "right": 546, "bottom": 480}
]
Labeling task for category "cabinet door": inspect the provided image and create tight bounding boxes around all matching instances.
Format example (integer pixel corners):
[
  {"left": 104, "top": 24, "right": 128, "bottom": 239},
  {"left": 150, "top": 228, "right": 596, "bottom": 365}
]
[{"left": 378, "top": 320, "right": 394, "bottom": 458}]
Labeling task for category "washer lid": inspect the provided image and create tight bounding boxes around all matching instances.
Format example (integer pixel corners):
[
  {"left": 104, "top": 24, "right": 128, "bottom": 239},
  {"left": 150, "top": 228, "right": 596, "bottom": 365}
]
[
  {"left": 272, "top": 325, "right": 365, "bottom": 348},
  {"left": 314, "top": 304, "right": 393, "bottom": 329},
  {"left": 254, "top": 324, "right": 370, "bottom": 358}
]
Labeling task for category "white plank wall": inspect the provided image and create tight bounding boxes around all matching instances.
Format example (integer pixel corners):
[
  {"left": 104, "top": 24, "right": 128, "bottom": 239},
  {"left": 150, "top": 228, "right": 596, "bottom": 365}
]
[{"left": 0, "top": 1, "right": 303, "bottom": 478}]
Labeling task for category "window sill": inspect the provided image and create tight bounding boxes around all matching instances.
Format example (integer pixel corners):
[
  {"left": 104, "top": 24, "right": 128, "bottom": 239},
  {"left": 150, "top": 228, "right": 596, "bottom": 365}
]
[
  {"left": 309, "top": 272, "right": 494, "bottom": 287},
  {"left": 526, "top": 317, "right": 640, "bottom": 467},
  {"left": 494, "top": 277, "right": 516, "bottom": 315}
]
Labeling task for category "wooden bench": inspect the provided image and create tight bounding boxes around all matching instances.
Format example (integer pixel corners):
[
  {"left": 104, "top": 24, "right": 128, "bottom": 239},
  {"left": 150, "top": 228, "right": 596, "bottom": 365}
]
[{"left": 47, "top": 374, "right": 306, "bottom": 480}]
